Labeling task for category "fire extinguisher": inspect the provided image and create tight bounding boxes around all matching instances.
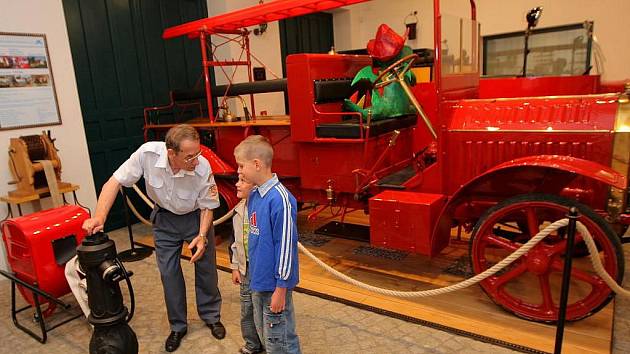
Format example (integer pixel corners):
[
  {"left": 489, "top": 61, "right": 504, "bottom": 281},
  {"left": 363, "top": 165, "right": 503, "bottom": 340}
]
[{"left": 77, "top": 232, "right": 138, "bottom": 354}]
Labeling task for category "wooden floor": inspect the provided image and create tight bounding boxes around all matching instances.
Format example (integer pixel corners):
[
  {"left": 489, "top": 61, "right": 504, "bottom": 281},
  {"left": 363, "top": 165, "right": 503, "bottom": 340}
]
[{"left": 136, "top": 208, "right": 613, "bottom": 354}]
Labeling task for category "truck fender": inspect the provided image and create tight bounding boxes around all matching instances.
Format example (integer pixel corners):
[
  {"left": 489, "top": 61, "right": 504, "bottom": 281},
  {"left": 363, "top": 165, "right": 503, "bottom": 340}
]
[
  {"left": 200, "top": 144, "right": 236, "bottom": 175},
  {"left": 430, "top": 155, "right": 627, "bottom": 255}
]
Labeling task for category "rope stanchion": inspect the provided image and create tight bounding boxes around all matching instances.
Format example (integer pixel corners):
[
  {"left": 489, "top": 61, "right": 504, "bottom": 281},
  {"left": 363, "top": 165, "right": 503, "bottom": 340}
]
[
  {"left": 555, "top": 208, "right": 579, "bottom": 354},
  {"left": 118, "top": 188, "right": 153, "bottom": 262}
]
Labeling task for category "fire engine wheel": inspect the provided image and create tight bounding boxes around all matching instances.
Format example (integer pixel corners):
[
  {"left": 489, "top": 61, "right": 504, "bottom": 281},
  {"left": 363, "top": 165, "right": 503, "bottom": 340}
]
[{"left": 469, "top": 193, "right": 624, "bottom": 323}]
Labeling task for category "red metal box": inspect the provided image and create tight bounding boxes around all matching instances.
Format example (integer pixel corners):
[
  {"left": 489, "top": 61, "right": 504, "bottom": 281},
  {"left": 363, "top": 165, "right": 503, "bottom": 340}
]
[
  {"left": 1, "top": 205, "right": 89, "bottom": 311},
  {"left": 369, "top": 191, "right": 446, "bottom": 256}
]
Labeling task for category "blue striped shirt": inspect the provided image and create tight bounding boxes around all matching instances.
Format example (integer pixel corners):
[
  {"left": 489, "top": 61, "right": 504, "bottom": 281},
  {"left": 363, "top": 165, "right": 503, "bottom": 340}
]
[{"left": 247, "top": 174, "right": 299, "bottom": 291}]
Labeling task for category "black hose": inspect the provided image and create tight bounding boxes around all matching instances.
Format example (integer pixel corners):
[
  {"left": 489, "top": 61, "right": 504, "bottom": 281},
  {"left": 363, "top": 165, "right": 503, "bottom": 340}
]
[{"left": 115, "top": 258, "right": 135, "bottom": 323}]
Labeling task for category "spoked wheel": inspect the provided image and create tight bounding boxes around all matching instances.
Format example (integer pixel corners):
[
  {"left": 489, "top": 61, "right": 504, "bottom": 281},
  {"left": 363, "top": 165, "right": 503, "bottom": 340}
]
[{"left": 469, "top": 194, "right": 624, "bottom": 322}]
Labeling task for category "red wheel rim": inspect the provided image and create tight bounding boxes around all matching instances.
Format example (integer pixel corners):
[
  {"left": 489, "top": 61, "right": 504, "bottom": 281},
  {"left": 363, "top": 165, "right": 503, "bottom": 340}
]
[{"left": 471, "top": 200, "right": 619, "bottom": 322}]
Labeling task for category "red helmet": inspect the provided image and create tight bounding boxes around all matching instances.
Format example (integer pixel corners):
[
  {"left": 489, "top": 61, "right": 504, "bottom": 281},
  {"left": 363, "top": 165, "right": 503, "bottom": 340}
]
[{"left": 367, "top": 24, "right": 406, "bottom": 62}]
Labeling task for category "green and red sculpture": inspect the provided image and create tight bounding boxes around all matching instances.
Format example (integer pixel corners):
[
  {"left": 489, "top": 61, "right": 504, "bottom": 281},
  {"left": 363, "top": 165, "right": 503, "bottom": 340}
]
[{"left": 344, "top": 24, "right": 417, "bottom": 120}]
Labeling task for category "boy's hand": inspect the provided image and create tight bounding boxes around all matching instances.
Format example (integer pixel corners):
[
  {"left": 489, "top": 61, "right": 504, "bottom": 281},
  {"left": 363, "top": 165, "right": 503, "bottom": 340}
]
[
  {"left": 270, "top": 287, "right": 287, "bottom": 313},
  {"left": 232, "top": 270, "right": 241, "bottom": 285}
]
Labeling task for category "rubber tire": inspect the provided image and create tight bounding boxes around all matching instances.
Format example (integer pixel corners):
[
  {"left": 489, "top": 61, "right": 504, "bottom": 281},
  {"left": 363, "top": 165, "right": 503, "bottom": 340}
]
[{"left": 469, "top": 193, "right": 625, "bottom": 323}]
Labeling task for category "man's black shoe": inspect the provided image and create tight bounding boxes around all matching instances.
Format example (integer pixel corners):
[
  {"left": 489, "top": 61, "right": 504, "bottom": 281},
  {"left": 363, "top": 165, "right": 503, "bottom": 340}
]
[
  {"left": 238, "top": 346, "right": 265, "bottom": 354},
  {"left": 165, "top": 329, "right": 187, "bottom": 352},
  {"left": 207, "top": 321, "right": 226, "bottom": 339}
]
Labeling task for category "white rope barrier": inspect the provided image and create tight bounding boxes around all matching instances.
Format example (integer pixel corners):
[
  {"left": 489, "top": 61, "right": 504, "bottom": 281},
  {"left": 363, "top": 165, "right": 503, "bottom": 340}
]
[
  {"left": 126, "top": 184, "right": 235, "bottom": 227},
  {"left": 213, "top": 208, "right": 235, "bottom": 226},
  {"left": 125, "top": 195, "right": 152, "bottom": 226},
  {"left": 578, "top": 222, "right": 630, "bottom": 297},
  {"left": 132, "top": 184, "right": 154, "bottom": 209},
  {"left": 124, "top": 186, "right": 630, "bottom": 299},
  {"left": 299, "top": 219, "right": 569, "bottom": 297},
  {"left": 299, "top": 219, "right": 630, "bottom": 298}
]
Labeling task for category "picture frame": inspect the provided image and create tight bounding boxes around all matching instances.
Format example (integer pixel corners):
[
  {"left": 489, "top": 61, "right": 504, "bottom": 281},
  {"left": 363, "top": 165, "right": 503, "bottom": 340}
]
[{"left": 0, "top": 32, "right": 62, "bottom": 130}]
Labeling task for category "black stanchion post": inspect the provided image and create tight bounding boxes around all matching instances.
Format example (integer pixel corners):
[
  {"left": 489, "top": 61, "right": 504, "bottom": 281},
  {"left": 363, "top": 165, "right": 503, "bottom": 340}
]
[
  {"left": 117, "top": 188, "right": 153, "bottom": 262},
  {"left": 554, "top": 207, "right": 579, "bottom": 354}
]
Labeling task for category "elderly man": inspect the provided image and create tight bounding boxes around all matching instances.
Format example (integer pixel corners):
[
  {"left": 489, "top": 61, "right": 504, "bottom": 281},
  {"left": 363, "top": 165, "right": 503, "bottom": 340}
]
[{"left": 82, "top": 124, "right": 225, "bottom": 352}]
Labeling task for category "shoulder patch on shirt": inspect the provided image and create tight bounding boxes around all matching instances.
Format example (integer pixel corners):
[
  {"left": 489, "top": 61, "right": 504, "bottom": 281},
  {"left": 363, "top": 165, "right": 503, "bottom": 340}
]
[{"left": 208, "top": 184, "right": 218, "bottom": 198}]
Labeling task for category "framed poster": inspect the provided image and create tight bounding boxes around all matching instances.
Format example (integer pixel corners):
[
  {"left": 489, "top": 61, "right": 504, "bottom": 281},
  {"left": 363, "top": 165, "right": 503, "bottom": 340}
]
[{"left": 0, "top": 32, "right": 62, "bottom": 130}]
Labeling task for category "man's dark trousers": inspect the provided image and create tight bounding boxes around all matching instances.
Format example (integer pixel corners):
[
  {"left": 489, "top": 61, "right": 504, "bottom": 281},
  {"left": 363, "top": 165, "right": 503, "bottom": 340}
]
[{"left": 151, "top": 206, "right": 221, "bottom": 332}]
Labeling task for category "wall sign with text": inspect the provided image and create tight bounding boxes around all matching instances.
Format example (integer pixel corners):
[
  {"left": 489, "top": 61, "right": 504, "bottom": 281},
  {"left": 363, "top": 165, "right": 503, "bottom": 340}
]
[{"left": 0, "top": 32, "right": 62, "bottom": 130}]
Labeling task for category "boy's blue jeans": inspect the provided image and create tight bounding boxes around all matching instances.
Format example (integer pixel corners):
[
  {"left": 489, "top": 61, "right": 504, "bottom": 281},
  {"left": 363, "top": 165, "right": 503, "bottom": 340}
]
[
  {"left": 240, "top": 270, "right": 263, "bottom": 352},
  {"left": 252, "top": 289, "right": 301, "bottom": 354}
]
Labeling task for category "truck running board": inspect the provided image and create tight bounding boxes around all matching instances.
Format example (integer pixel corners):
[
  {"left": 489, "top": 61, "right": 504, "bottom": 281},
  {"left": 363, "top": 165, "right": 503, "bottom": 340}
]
[{"left": 376, "top": 165, "right": 416, "bottom": 189}]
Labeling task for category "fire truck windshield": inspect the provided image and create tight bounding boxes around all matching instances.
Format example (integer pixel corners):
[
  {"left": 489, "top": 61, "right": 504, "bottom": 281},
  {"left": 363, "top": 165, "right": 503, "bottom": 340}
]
[{"left": 441, "top": 14, "right": 479, "bottom": 75}]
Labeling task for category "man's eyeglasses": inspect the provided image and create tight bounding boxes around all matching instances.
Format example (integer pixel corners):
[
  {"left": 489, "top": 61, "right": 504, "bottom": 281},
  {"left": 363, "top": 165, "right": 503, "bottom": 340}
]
[{"left": 183, "top": 150, "right": 202, "bottom": 164}]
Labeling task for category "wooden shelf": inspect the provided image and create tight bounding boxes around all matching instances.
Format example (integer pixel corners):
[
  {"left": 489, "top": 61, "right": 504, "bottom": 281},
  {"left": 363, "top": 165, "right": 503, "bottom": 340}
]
[
  {"left": 1, "top": 184, "right": 80, "bottom": 204},
  {"left": 145, "top": 115, "right": 291, "bottom": 130}
]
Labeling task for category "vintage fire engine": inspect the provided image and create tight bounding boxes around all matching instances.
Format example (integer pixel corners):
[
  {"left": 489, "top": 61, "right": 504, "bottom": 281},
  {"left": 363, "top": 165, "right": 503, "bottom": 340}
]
[{"left": 143, "top": 0, "right": 629, "bottom": 323}]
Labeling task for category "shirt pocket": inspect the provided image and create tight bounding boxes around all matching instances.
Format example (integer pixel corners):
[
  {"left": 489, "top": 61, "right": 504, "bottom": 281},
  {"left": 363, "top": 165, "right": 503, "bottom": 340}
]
[
  {"left": 174, "top": 187, "right": 196, "bottom": 211},
  {"left": 176, "top": 188, "right": 196, "bottom": 200},
  {"left": 147, "top": 174, "right": 164, "bottom": 189}
]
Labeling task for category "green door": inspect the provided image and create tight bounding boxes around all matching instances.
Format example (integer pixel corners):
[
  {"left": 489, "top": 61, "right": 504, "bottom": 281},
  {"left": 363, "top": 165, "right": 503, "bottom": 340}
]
[
  {"left": 63, "top": 0, "right": 208, "bottom": 230},
  {"left": 279, "top": 12, "right": 334, "bottom": 63}
]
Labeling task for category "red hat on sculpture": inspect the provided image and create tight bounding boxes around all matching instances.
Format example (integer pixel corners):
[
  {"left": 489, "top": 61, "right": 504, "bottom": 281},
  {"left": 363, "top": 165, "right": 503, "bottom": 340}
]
[{"left": 367, "top": 24, "right": 406, "bottom": 62}]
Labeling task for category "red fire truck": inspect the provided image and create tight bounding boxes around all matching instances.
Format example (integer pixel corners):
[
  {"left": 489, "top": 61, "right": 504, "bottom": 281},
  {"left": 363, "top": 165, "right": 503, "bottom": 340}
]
[{"left": 144, "top": 0, "right": 629, "bottom": 323}]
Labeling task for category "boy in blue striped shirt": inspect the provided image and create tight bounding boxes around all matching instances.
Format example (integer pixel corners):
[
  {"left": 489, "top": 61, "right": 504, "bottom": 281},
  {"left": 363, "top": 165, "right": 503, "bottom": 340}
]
[{"left": 234, "top": 135, "right": 301, "bottom": 354}]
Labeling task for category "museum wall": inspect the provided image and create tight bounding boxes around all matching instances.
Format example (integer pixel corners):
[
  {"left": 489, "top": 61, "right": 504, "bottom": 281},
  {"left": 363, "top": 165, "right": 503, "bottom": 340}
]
[
  {"left": 0, "top": 0, "right": 98, "bottom": 272},
  {"left": 207, "top": 0, "right": 287, "bottom": 117},
  {"left": 333, "top": 0, "right": 630, "bottom": 81}
]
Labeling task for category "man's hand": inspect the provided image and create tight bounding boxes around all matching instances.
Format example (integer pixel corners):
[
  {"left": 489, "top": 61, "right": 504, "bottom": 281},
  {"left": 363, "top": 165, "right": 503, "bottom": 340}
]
[
  {"left": 232, "top": 270, "right": 241, "bottom": 285},
  {"left": 188, "top": 234, "right": 207, "bottom": 263},
  {"left": 82, "top": 216, "right": 105, "bottom": 235},
  {"left": 270, "top": 287, "right": 287, "bottom": 313}
]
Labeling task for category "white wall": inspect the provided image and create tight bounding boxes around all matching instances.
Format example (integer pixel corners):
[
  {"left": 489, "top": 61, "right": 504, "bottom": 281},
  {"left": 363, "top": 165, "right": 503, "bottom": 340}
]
[
  {"left": 333, "top": 0, "right": 471, "bottom": 54},
  {"left": 333, "top": 0, "right": 630, "bottom": 81},
  {"left": 0, "top": 0, "right": 97, "bottom": 272},
  {"left": 207, "top": 0, "right": 286, "bottom": 117},
  {"left": 476, "top": 0, "right": 630, "bottom": 81},
  {"left": 334, "top": 0, "right": 435, "bottom": 53}
]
